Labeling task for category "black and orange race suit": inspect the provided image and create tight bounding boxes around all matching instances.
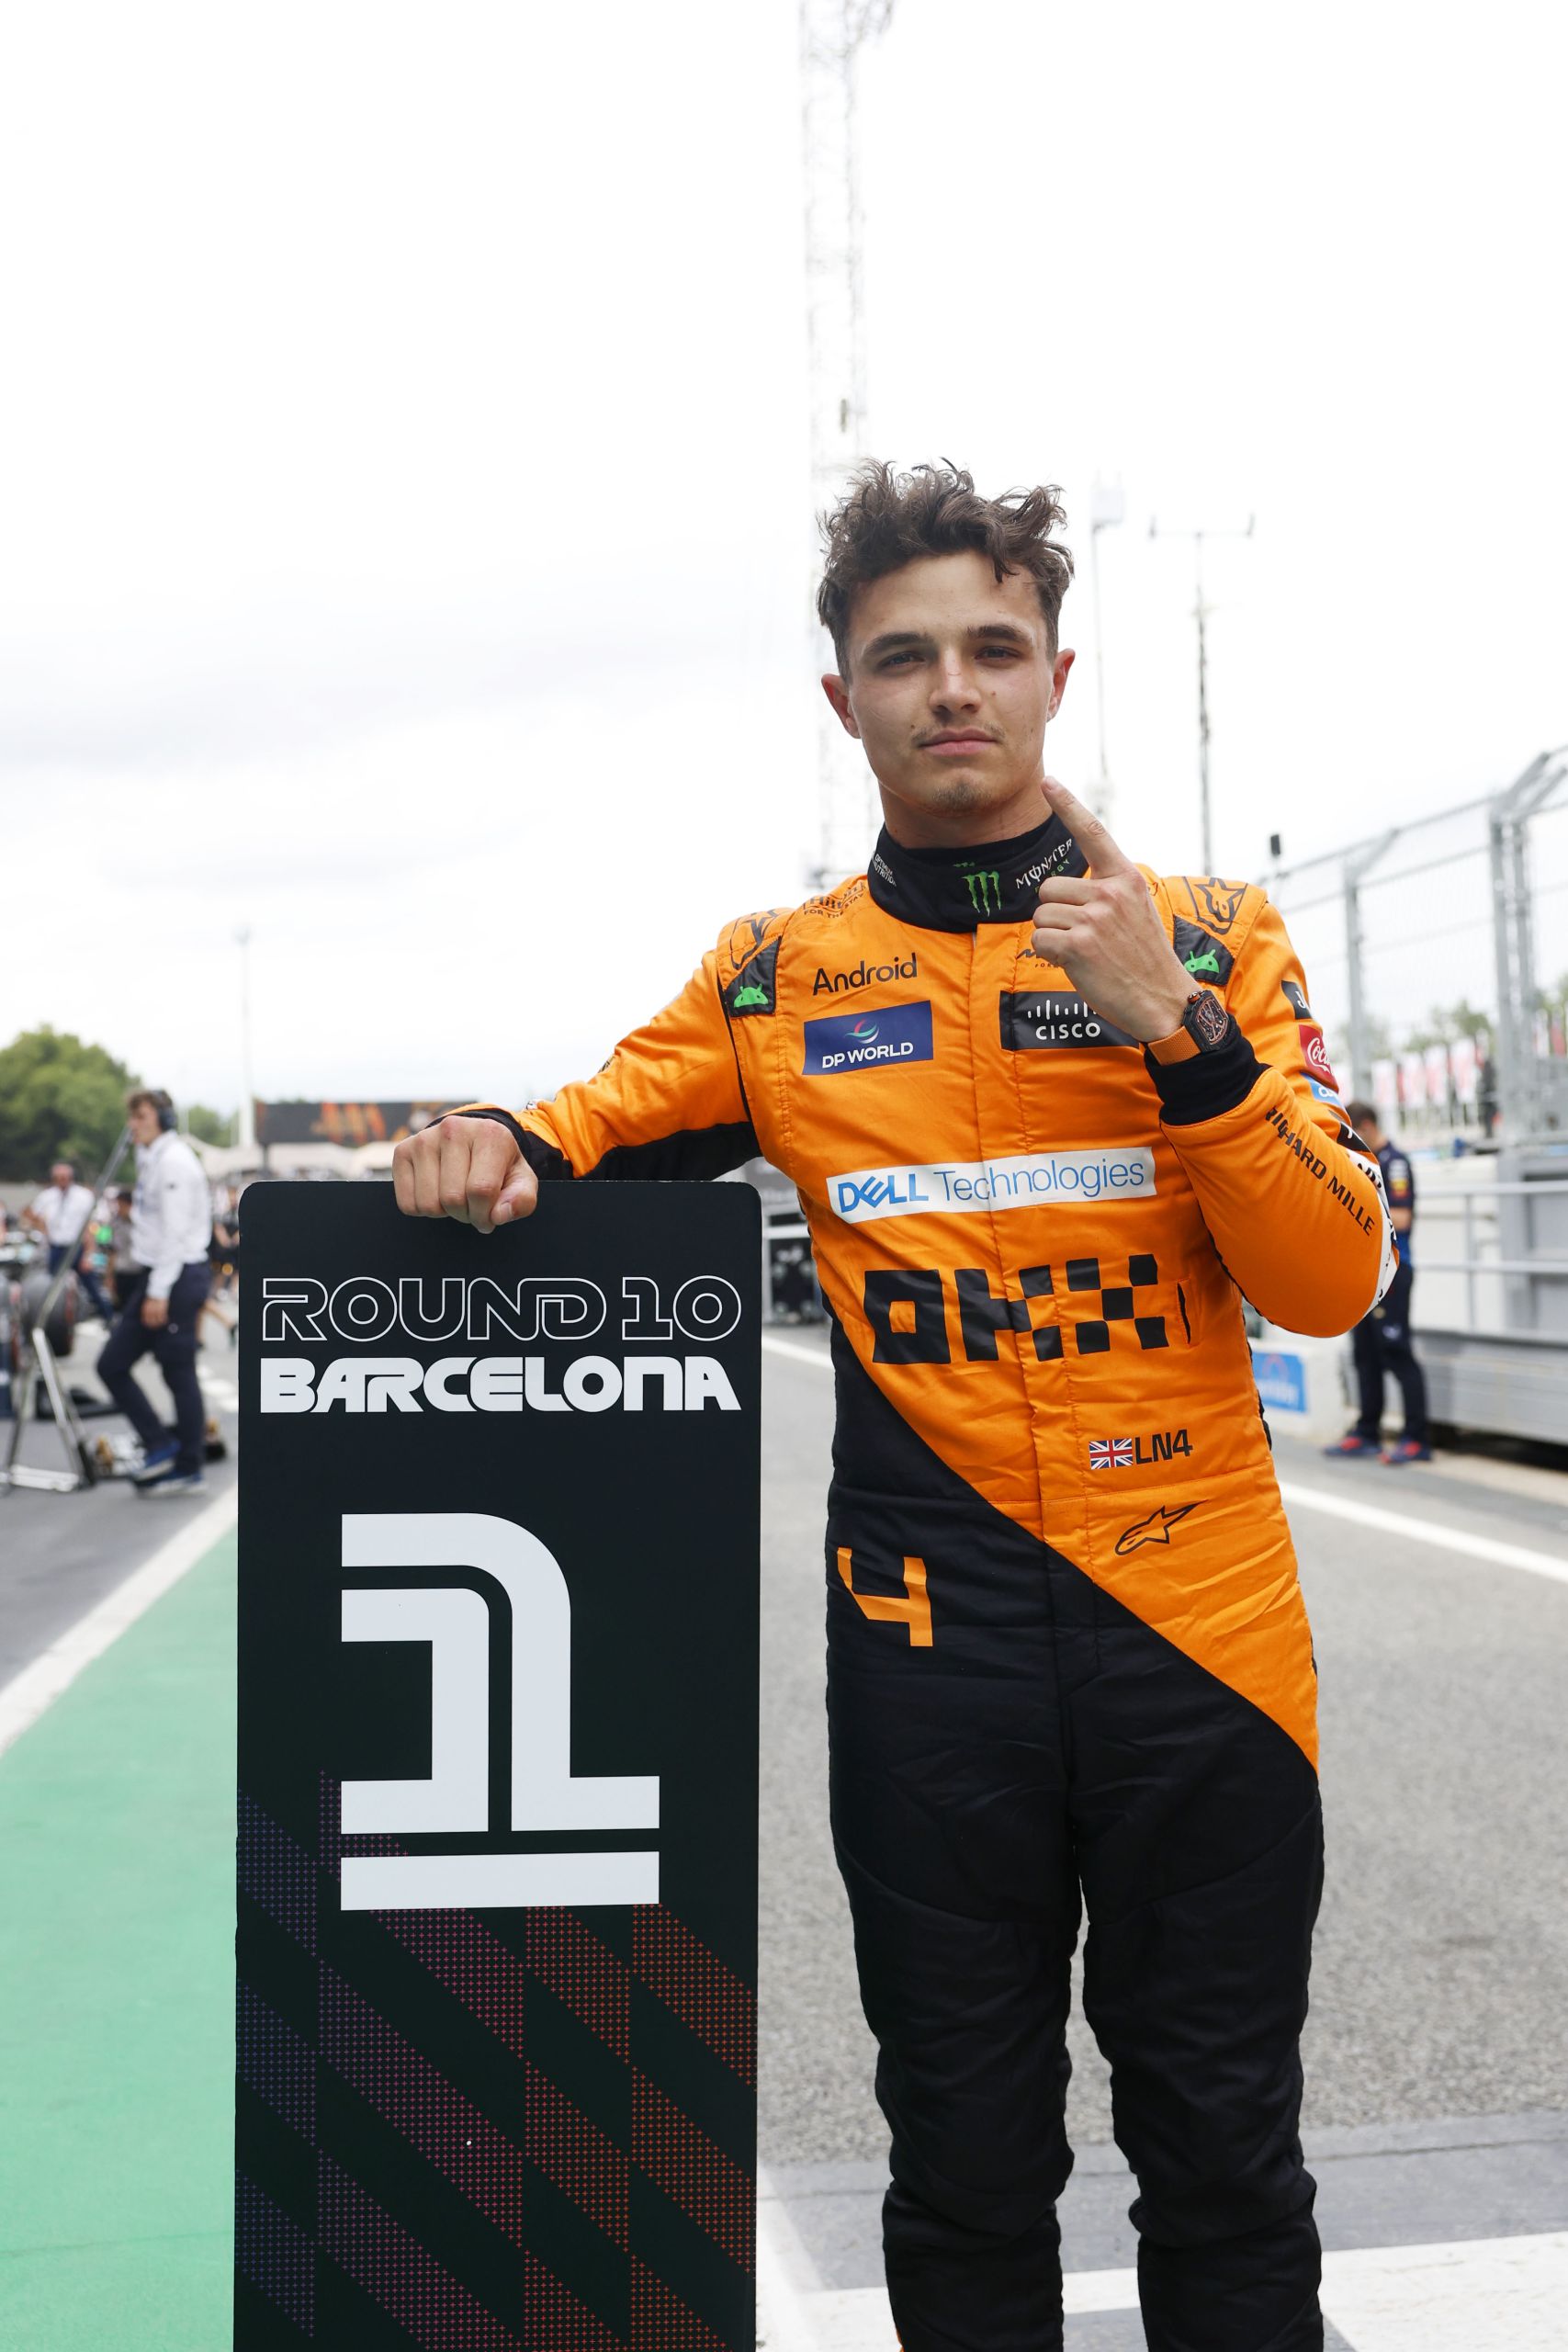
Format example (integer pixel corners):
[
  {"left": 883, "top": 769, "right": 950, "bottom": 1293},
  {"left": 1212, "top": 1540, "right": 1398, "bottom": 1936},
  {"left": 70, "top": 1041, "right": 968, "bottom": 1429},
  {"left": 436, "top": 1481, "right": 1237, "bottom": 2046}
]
[{"left": 459, "top": 814, "right": 1393, "bottom": 2352}]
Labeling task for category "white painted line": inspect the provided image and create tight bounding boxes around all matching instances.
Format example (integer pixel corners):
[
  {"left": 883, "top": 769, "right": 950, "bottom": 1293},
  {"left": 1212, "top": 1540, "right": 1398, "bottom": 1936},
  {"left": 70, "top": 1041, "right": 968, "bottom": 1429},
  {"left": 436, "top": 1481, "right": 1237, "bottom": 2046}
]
[
  {"left": 785, "top": 2287, "right": 888, "bottom": 2349},
  {"left": 780, "top": 2265, "right": 1142, "bottom": 2352},
  {"left": 1280, "top": 1480, "right": 1568, "bottom": 1589},
  {"left": 755, "top": 2175, "right": 827, "bottom": 2352},
  {"left": 1063, "top": 2264, "right": 1139, "bottom": 2314},
  {"left": 1322, "top": 2229, "right": 1568, "bottom": 2350},
  {"left": 751, "top": 2232, "right": 1568, "bottom": 2348},
  {"left": 0, "top": 1487, "right": 239, "bottom": 1760},
  {"left": 758, "top": 1334, "right": 1568, "bottom": 1590}
]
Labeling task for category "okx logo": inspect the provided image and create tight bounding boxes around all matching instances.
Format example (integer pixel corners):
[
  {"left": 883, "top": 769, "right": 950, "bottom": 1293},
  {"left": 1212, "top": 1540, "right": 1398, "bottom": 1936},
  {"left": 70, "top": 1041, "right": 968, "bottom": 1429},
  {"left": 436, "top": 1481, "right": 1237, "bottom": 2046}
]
[
  {"left": 339, "top": 1510, "right": 658, "bottom": 1911},
  {"left": 804, "top": 1000, "right": 933, "bottom": 1075}
]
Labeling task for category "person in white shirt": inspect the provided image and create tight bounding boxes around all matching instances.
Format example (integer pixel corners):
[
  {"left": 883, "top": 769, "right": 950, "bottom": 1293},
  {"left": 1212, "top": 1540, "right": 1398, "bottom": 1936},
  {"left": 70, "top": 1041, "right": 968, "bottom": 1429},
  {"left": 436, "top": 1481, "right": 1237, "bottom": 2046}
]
[
  {"left": 96, "top": 1089, "right": 214, "bottom": 1497},
  {"left": 22, "top": 1159, "right": 116, "bottom": 1321}
]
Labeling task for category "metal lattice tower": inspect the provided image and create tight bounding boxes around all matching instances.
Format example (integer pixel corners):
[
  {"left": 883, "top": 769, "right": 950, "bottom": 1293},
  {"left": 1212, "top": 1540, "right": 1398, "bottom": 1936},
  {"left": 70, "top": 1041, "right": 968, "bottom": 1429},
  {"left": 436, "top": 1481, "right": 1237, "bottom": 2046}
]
[{"left": 800, "top": 0, "right": 893, "bottom": 892}]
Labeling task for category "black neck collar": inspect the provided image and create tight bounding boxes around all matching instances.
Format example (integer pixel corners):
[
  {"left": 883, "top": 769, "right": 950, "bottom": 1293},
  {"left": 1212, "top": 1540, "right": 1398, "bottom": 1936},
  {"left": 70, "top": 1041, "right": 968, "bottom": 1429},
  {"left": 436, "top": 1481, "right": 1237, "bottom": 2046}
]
[{"left": 866, "top": 815, "right": 1086, "bottom": 933}]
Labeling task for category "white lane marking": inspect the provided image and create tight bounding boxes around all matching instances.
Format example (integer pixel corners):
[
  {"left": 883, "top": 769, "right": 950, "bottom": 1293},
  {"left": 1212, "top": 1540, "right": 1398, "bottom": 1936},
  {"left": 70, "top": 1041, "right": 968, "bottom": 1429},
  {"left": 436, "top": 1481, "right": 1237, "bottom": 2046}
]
[
  {"left": 752, "top": 2233, "right": 1568, "bottom": 2347},
  {"left": 758, "top": 1335, "right": 1568, "bottom": 1589},
  {"left": 783, "top": 2287, "right": 888, "bottom": 2348},
  {"left": 1279, "top": 1481, "right": 1568, "bottom": 1589},
  {"left": 1323, "top": 2230, "right": 1568, "bottom": 2350},
  {"left": 0, "top": 1488, "right": 239, "bottom": 1760},
  {"left": 755, "top": 2176, "right": 823, "bottom": 2352},
  {"left": 789, "top": 2271, "right": 1139, "bottom": 2349}
]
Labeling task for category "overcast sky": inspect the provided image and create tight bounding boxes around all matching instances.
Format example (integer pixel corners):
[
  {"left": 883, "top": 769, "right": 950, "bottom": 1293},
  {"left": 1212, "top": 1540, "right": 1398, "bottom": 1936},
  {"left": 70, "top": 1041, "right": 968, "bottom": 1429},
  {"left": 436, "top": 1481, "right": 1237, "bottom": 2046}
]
[{"left": 3, "top": 0, "right": 1564, "bottom": 1113}]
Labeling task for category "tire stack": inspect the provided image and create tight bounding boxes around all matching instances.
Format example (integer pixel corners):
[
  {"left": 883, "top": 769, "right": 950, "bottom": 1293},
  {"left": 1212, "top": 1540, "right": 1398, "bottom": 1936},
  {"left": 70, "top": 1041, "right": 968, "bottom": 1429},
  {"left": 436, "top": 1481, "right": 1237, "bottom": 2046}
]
[{"left": 17, "top": 1268, "right": 78, "bottom": 1361}]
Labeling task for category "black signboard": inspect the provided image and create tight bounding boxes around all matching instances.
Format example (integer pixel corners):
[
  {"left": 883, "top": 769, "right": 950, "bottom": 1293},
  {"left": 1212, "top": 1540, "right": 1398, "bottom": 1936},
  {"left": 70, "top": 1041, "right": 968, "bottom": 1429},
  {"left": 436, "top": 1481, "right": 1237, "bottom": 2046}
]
[{"left": 235, "top": 1182, "right": 761, "bottom": 2351}]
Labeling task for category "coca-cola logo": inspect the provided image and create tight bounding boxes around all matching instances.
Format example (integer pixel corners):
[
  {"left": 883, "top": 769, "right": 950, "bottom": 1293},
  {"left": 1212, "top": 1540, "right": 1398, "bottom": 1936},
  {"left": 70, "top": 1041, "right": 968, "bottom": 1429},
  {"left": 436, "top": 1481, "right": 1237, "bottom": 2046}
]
[{"left": 1299, "top": 1024, "right": 1337, "bottom": 1085}]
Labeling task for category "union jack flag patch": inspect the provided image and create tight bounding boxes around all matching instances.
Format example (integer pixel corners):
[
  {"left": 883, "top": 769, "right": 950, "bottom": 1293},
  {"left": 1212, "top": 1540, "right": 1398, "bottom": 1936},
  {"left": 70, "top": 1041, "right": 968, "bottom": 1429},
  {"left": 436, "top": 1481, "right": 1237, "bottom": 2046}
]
[{"left": 1089, "top": 1438, "right": 1135, "bottom": 1470}]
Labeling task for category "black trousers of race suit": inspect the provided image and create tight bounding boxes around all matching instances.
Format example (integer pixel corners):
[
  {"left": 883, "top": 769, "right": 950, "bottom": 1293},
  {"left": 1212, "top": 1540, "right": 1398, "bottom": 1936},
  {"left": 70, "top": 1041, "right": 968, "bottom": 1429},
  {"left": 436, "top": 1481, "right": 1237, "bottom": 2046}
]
[
  {"left": 96, "top": 1262, "right": 210, "bottom": 1475},
  {"left": 827, "top": 1347, "right": 1325, "bottom": 2352},
  {"left": 1352, "top": 1258, "right": 1427, "bottom": 1446}
]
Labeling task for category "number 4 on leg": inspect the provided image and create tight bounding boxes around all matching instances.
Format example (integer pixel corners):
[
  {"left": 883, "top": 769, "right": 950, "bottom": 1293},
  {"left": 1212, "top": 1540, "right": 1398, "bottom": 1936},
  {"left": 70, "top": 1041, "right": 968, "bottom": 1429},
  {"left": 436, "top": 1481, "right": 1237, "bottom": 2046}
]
[{"left": 836, "top": 1548, "right": 932, "bottom": 1647}]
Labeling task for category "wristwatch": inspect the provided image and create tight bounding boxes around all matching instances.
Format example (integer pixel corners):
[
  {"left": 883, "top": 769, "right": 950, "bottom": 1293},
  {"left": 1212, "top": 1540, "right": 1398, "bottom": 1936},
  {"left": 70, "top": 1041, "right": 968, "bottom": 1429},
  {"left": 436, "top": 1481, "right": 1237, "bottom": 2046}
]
[{"left": 1146, "top": 988, "right": 1230, "bottom": 1064}]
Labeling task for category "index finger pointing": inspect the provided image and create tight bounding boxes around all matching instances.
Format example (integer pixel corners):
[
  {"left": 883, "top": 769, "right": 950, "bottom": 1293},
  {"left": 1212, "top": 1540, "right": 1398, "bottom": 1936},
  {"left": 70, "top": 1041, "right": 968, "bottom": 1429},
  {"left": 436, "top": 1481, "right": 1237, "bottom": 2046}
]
[{"left": 1041, "top": 776, "right": 1132, "bottom": 876}]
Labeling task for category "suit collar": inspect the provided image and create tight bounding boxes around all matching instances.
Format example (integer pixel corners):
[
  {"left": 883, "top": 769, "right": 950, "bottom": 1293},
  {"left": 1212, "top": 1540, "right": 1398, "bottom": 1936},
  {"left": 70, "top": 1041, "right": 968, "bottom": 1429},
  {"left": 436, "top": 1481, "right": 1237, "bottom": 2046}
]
[{"left": 866, "top": 815, "right": 1086, "bottom": 933}]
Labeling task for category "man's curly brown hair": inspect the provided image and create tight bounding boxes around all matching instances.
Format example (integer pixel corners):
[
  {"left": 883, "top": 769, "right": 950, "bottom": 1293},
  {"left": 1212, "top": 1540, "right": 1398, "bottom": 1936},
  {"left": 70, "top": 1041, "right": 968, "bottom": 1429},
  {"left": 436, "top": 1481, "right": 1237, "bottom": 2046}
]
[{"left": 817, "top": 460, "right": 1074, "bottom": 673}]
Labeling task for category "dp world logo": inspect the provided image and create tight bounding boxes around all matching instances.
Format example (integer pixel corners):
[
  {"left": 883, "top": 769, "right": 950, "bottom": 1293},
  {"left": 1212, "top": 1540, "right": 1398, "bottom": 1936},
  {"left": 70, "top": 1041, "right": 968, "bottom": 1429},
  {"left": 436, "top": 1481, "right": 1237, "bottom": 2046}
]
[
  {"left": 804, "top": 1001, "right": 933, "bottom": 1076},
  {"left": 339, "top": 1510, "right": 657, "bottom": 1912}
]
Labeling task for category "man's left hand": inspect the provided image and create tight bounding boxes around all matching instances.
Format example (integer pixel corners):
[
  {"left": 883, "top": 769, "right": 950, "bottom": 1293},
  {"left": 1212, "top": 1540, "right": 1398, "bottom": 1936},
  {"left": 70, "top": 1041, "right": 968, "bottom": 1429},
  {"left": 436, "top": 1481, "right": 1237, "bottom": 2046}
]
[
  {"left": 141, "top": 1295, "right": 170, "bottom": 1329},
  {"left": 1033, "top": 778, "right": 1194, "bottom": 1042}
]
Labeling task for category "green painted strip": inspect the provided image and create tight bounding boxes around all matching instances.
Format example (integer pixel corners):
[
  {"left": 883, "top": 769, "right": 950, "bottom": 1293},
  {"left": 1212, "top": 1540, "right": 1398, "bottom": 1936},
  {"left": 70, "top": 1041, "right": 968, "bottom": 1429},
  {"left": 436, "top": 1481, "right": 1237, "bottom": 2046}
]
[{"left": 0, "top": 1532, "right": 236, "bottom": 2351}]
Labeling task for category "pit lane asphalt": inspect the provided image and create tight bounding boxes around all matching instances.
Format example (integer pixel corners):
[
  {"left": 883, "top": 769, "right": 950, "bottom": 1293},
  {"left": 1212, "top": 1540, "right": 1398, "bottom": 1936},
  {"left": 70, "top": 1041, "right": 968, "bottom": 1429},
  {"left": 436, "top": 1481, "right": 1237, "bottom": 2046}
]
[
  {"left": 754, "top": 1323, "right": 1568, "bottom": 2165},
  {"left": 5, "top": 1314, "right": 1565, "bottom": 2177},
  {"left": 0, "top": 1317, "right": 241, "bottom": 1691}
]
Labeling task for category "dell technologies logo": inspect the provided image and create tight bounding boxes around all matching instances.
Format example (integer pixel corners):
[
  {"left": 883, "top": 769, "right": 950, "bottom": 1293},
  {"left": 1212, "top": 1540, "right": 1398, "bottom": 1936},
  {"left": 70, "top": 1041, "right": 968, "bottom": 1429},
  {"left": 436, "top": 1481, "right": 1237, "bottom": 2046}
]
[
  {"left": 830, "top": 1148, "right": 1157, "bottom": 1223},
  {"left": 341, "top": 1510, "right": 657, "bottom": 1913}
]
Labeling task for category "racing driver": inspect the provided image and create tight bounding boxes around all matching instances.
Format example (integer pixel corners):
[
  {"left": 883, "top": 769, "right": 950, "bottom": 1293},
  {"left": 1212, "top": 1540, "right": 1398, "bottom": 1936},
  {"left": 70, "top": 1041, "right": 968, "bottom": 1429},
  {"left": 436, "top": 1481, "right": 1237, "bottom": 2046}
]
[{"left": 394, "top": 462, "right": 1393, "bottom": 2352}]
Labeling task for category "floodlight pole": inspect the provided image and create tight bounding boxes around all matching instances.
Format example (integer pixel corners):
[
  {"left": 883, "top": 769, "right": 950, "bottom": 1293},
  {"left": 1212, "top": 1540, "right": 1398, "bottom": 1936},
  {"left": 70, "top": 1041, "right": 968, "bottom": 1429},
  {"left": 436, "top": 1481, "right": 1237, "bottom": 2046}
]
[
  {"left": 800, "top": 0, "right": 895, "bottom": 892},
  {"left": 1148, "top": 514, "right": 1254, "bottom": 873},
  {"left": 1087, "top": 481, "right": 1123, "bottom": 828},
  {"left": 237, "top": 926, "right": 256, "bottom": 1158}
]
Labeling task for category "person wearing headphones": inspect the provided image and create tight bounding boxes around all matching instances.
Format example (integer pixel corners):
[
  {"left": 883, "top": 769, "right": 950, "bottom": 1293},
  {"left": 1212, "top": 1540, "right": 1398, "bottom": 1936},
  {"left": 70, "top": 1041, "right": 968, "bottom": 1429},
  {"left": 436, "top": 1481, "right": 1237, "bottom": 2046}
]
[{"left": 96, "top": 1087, "right": 213, "bottom": 1496}]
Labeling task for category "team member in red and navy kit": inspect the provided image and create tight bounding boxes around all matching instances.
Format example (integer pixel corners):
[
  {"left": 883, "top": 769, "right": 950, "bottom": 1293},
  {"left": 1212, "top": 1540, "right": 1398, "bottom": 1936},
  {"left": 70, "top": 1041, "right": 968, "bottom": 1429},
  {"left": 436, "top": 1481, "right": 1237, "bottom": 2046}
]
[{"left": 1326, "top": 1100, "right": 1429, "bottom": 1464}]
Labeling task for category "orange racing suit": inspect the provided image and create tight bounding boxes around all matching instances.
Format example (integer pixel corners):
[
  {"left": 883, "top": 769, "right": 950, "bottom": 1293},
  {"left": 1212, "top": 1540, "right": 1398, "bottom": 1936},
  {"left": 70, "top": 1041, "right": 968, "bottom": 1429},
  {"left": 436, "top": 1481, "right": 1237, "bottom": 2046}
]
[{"left": 457, "top": 813, "right": 1393, "bottom": 2352}]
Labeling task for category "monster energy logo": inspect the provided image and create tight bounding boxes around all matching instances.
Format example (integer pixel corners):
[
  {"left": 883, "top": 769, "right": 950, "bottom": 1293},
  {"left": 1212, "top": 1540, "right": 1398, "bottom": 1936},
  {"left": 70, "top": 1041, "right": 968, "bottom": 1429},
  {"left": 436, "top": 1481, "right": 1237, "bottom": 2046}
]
[{"left": 959, "top": 865, "right": 1003, "bottom": 915}]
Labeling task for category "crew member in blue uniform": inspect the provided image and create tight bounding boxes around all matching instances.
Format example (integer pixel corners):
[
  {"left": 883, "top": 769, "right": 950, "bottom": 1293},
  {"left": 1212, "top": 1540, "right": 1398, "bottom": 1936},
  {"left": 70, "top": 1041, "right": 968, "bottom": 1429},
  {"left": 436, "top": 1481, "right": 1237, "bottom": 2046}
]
[{"left": 1325, "top": 1100, "right": 1429, "bottom": 1463}]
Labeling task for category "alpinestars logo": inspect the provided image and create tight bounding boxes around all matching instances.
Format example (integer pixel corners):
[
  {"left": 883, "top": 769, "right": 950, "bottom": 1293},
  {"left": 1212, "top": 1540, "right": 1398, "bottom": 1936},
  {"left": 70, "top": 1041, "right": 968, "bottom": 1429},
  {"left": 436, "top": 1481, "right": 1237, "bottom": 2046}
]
[
  {"left": 341, "top": 1510, "right": 658, "bottom": 1912},
  {"left": 1114, "top": 1502, "right": 1199, "bottom": 1555}
]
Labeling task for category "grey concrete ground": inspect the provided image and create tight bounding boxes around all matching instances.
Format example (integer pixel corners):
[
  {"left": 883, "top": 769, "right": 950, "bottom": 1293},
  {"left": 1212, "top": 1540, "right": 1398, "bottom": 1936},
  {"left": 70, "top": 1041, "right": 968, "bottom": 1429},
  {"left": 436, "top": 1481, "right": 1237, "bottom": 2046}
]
[
  {"left": 0, "top": 1306, "right": 240, "bottom": 1684},
  {"left": 756, "top": 1325, "right": 1568, "bottom": 2290},
  {"left": 7, "top": 1300, "right": 1567, "bottom": 2325}
]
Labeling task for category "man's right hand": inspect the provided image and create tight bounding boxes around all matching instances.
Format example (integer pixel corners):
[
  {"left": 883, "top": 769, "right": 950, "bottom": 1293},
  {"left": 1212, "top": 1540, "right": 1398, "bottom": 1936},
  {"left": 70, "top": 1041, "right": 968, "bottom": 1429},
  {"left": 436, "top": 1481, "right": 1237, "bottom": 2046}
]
[{"left": 392, "top": 1115, "right": 538, "bottom": 1235}]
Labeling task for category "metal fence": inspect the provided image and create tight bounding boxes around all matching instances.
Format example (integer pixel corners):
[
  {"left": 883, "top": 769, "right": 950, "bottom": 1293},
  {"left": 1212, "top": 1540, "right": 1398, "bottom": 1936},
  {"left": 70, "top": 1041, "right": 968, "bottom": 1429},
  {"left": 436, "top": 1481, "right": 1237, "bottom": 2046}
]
[{"left": 1267, "top": 746, "right": 1568, "bottom": 1144}]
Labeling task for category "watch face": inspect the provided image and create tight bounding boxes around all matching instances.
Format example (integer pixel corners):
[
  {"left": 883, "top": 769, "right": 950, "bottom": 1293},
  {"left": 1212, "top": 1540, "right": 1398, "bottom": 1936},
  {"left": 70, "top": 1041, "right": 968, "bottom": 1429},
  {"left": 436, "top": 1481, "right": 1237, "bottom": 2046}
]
[{"left": 1188, "top": 990, "right": 1229, "bottom": 1049}]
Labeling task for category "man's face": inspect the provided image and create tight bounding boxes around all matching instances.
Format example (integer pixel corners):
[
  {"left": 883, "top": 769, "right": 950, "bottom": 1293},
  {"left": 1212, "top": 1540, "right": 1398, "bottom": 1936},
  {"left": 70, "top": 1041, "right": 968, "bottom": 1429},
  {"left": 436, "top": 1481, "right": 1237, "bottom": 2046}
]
[
  {"left": 50, "top": 1162, "right": 73, "bottom": 1189},
  {"left": 128, "top": 1102, "right": 160, "bottom": 1147},
  {"left": 821, "top": 550, "right": 1074, "bottom": 845}
]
